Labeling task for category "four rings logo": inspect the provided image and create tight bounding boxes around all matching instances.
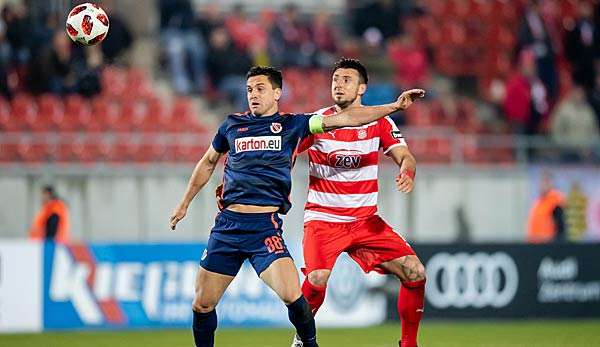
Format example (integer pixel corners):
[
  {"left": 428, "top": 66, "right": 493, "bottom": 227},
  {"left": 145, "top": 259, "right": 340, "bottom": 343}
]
[
  {"left": 235, "top": 136, "right": 281, "bottom": 153},
  {"left": 425, "top": 252, "right": 519, "bottom": 309}
]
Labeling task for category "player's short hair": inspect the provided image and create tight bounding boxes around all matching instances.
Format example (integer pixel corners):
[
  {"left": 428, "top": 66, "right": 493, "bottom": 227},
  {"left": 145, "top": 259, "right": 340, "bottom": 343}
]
[
  {"left": 246, "top": 66, "right": 283, "bottom": 89},
  {"left": 332, "top": 58, "right": 369, "bottom": 84}
]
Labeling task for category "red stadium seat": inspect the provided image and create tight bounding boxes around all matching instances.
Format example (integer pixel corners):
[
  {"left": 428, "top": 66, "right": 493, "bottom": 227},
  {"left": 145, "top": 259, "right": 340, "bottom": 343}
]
[
  {"left": 11, "top": 94, "right": 38, "bottom": 131},
  {"left": 91, "top": 97, "right": 121, "bottom": 132},
  {"left": 118, "top": 99, "right": 145, "bottom": 132},
  {"left": 137, "top": 136, "right": 167, "bottom": 162},
  {"left": 0, "top": 143, "right": 18, "bottom": 162},
  {"left": 38, "top": 94, "right": 65, "bottom": 132},
  {"left": 171, "top": 97, "right": 204, "bottom": 133},
  {"left": 0, "top": 97, "right": 16, "bottom": 132},
  {"left": 126, "top": 69, "right": 152, "bottom": 98},
  {"left": 63, "top": 94, "right": 92, "bottom": 132},
  {"left": 142, "top": 97, "right": 171, "bottom": 133},
  {"left": 110, "top": 137, "right": 138, "bottom": 162},
  {"left": 16, "top": 141, "right": 50, "bottom": 163},
  {"left": 101, "top": 66, "right": 127, "bottom": 98}
]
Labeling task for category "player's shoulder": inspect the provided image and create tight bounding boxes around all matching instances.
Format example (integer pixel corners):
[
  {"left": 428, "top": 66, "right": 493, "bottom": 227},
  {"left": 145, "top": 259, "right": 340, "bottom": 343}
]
[
  {"left": 225, "top": 111, "right": 252, "bottom": 120},
  {"left": 280, "top": 112, "right": 314, "bottom": 117},
  {"left": 313, "top": 105, "right": 336, "bottom": 116},
  {"left": 377, "top": 116, "right": 399, "bottom": 129}
]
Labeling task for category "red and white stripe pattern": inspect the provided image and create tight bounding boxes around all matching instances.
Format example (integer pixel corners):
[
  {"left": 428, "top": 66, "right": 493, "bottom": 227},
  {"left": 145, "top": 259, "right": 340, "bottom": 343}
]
[{"left": 301, "top": 106, "right": 407, "bottom": 223}]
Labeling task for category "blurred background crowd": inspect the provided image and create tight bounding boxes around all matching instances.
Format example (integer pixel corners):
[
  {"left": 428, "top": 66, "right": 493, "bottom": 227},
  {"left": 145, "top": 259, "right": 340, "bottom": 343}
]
[
  {"left": 0, "top": 0, "right": 599, "bottom": 244},
  {"left": 1, "top": 0, "right": 599, "bottom": 165}
]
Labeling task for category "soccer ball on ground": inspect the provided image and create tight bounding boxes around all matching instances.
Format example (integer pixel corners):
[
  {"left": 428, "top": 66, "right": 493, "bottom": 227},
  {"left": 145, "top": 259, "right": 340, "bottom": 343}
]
[{"left": 65, "top": 3, "right": 110, "bottom": 46}]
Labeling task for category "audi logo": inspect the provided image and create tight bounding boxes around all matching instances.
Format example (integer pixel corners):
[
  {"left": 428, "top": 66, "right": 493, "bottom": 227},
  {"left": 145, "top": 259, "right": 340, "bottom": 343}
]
[{"left": 425, "top": 252, "right": 519, "bottom": 309}]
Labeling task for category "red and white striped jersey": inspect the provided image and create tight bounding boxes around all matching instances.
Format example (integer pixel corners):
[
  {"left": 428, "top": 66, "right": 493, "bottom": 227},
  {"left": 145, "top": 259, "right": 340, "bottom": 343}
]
[{"left": 298, "top": 106, "right": 408, "bottom": 223}]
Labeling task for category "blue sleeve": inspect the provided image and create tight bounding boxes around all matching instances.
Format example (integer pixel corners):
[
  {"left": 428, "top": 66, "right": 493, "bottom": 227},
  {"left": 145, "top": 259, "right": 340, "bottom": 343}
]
[
  {"left": 291, "top": 113, "right": 313, "bottom": 139},
  {"left": 211, "top": 121, "right": 230, "bottom": 153}
]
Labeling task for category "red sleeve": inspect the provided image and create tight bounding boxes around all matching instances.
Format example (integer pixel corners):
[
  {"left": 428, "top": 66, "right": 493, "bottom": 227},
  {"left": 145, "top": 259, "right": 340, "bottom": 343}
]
[
  {"left": 297, "top": 135, "right": 314, "bottom": 153},
  {"left": 378, "top": 117, "right": 408, "bottom": 154}
]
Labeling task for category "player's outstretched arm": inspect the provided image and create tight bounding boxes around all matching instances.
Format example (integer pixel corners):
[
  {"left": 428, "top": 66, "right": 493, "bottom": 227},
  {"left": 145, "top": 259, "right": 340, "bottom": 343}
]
[
  {"left": 169, "top": 145, "right": 223, "bottom": 230},
  {"left": 317, "top": 89, "right": 425, "bottom": 132}
]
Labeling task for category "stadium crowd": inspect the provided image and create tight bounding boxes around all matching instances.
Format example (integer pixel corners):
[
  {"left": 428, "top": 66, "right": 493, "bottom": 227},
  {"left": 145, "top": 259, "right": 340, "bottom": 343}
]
[{"left": 1, "top": 0, "right": 600, "bottom": 163}]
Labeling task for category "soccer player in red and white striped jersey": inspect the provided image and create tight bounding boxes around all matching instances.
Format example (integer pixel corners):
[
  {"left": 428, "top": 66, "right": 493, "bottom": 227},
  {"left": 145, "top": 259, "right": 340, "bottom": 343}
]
[{"left": 294, "top": 59, "right": 425, "bottom": 347}]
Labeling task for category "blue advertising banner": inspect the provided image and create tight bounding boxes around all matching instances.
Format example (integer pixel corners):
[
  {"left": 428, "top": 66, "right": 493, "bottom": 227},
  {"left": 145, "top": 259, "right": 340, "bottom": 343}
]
[{"left": 43, "top": 242, "right": 289, "bottom": 330}]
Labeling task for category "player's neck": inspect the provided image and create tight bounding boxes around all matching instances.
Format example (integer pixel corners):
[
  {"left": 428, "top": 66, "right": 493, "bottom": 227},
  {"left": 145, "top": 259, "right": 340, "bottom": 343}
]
[
  {"left": 335, "top": 99, "right": 363, "bottom": 113},
  {"left": 253, "top": 105, "right": 279, "bottom": 117}
]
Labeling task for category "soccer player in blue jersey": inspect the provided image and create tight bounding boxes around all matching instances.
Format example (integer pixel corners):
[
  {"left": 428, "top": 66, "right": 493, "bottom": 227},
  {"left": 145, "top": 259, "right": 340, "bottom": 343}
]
[{"left": 169, "top": 66, "right": 424, "bottom": 347}]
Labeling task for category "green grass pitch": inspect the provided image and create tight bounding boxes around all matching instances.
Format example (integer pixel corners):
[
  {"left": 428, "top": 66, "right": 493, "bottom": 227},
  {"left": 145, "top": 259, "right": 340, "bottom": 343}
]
[{"left": 4, "top": 320, "right": 600, "bottom": 347}]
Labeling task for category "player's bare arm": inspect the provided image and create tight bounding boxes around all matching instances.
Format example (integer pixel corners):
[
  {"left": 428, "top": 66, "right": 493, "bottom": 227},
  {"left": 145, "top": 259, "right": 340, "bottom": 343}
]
[
  {"left": 170, "top": 145, "right": 223, "bottom": 230},
  {"left": 317, "top": 89, "right": 425, "bottom": 132},
  {"left": 389, "top": 146, "right": 417, "bottom": 194}
]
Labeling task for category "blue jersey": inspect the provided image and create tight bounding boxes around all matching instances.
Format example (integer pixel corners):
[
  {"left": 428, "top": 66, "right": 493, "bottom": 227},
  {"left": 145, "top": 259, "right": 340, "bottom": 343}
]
[{"left": 211, "top": 112, "right": 315, "bottom": 214}]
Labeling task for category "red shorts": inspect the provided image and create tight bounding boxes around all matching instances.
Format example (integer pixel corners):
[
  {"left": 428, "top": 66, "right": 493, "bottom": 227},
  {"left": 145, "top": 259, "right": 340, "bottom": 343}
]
[{"left": 302, "top": 215, "right": 415, "bottom": 275}]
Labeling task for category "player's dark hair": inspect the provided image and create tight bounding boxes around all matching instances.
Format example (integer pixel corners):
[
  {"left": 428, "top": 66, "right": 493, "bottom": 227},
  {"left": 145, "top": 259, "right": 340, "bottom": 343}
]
[
  {"left": 332, "top": 58, "right": 368, "bottom": 84},
  {"left": 246, "top": 66, "right": 283, "bottom": 89}
]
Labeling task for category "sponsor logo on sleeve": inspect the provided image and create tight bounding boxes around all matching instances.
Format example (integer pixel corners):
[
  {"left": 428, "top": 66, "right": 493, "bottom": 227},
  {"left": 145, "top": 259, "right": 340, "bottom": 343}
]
[{"left": 391, "top": 131, "right": 403, "bottom": 139}]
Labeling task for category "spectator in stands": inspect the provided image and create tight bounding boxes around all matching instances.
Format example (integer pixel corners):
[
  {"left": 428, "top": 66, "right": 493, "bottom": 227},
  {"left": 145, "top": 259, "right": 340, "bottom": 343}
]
[
  {"left": 504, "top": 49, "right": 548, "bottom": 134},
  {"left": 28, "top": 11, "right": 59, "bottom": 58},
  {"left": 527, "top": 172, "right": 565, "bottom": 243},
  {"left": 2, "top": 3, "right": 31, "bottom": 67},
  {"left": 565, "top": 1, "right": 599, "bottom": 92},
  {"left": 517, "top": 0, "right": 558, "bottom": 101},
  {"left": 206, "top": 27, "right": 251, "bottom": 111},
  {"left": 387, "top": 28, "right": 429, "bottom": 89},
  {"left": 586, "top": 73, "right": 600, "bottom": 127},
  {"left": 225, "top": 4, "right": 266, "bottom": 53},
  {"left": 311, "top": 11, "right": 337, "bottom": 68},
  {"left": 28, "top": 31, "right": 101, "bottom": 96},
  {"left": 29, "top": 31, "right": 80, "bottom": 94},
  {"left": 159, "top": 0, "right": 206, "bottom": 94},
  {"left": 268, "top": 3, "right": 312, "bottom": 67},
  {"left": 550, "top": 84, "right": 600, "bottom": 161},
  {"left": 77, "top": 45, "right": 103, "bottom": 97},
  {"left": 359, "top": 27, "right": 394, "bottom": 79},
  {"left": 350, "top": 0, "right": 403, "bottom": 39},
  {"left": 101, "top": 1, "right": 133, "bottom": 65},
  {"left": 0, "top": 18, "right": 10, "bottom": 98},
  {"left": 29, "top": 185, "right": 70, "bottom": 243},
  {"left": 195, "top": 3, "right": 224, "bottom": 41}
]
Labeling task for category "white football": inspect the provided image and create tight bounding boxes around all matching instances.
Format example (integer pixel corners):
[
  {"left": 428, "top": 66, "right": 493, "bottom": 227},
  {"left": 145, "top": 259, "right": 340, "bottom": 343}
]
[{"left": 65, "top": 3, "right": 110, "bottom": 46}]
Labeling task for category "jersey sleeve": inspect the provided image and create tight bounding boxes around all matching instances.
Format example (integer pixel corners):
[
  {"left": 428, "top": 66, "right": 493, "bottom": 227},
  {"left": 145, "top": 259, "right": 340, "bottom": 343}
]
[
  {"left": 290, "top": 113, "right": 320, "bottom": 139},
  {"left": 297, "top": 135, "right": 314, "bottom": 153},
  {"left": 211, "top": 120, "right": 230, "bottom": 153},
  {"left": 379, "top": 116, "right": 408, "bottom": 154}
]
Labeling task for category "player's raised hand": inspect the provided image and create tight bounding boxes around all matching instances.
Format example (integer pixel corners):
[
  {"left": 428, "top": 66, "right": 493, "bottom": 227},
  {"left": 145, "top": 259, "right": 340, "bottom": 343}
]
[
  {"left": 169, "top": 204, "right": 188, "bottom": 231},
  {"left": 395, "top": 171, "right": 414, "bottom": 193},
  {"left": 396, "top": 89, "right": 425, "bottom": 110}
]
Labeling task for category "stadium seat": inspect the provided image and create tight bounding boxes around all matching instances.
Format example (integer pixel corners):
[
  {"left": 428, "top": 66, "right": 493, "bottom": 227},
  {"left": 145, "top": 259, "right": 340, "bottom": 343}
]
[
  {"left": 16, "top": 141, "right": 50, "bottom": 163},
  {"left": 63, "top": 94, "right": 90, "bottom": 132},
  {"left": 38, "top": 94, "right": 65, "bottom": 132},
  {"left": 0, "top": 97, "right": 16, "bottom": 132},
  {"left": 110, "top": 137, "right": 139, "bottom": 162},
  {"left": 91, "top": 97, "right": 122, "bottom": 132},
  {"left": 11, "top": 94, "right": 38, "bottom": 132},
  {"left": 137, "top": 136, "right": 167, "bottom": 162},
  {"left": 141, "top": 97, "right": 170, "bottom": 133},
  {"left": 101, "top": 66, "right": 127, "bottom": 98},
  {"left": 0, "top": 143, "right": 18, "bottom": 162}
]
